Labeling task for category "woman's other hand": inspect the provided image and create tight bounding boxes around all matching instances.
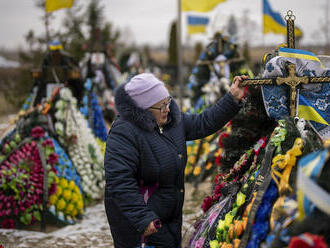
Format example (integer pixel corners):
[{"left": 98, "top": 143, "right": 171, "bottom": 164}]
[
  {"left": 144, "top": 221, "right": 158, "bottom": 237},
  {"left": 230, "top": 75, "right": 248, "bottom": 102}
]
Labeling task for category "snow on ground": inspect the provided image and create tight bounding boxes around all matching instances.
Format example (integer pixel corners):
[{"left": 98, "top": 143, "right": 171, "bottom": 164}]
[
  {"left": 0, "top": 56, "right": 20, "bottom": 68},
  {"left": 0, "top": 203, "right": 113, "bottom": 248}
]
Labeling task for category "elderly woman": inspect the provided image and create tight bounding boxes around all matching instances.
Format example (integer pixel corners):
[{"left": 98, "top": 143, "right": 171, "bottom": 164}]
[{"left": 104, "top": 73, "right": 247, "bottom": 248}]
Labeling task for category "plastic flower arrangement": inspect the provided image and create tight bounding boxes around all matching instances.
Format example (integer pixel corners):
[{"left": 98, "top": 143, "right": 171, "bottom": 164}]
[
  {"left": 185, "top": 132, "right": 222, "bottom": 181},
  {"left": 189, "top": 135, "right": 267, "bottom": 248},
  {"left": 48, "top": 176, "right": 84, "bottom": 224},
  {"left": 50, "top": 138, "right": 83, "bottom": 192},
  {"left": 54, "top": 87, "right": 104, "bottom": 200},
  {"left": 0, "top": 127, "right": 57, "bottom": 228},
  {"left": 212, "top": 172, "right": 258, "bottom": 247},
  {"left": 79, "top": 78, "right": 108, "bottom": 142}
]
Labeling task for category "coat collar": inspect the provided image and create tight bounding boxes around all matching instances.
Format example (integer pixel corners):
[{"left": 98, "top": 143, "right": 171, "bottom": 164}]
[{"left": 114, "top": 83, "right": 181, "bottom": 132}]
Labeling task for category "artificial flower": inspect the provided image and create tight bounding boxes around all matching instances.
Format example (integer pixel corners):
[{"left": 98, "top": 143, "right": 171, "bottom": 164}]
[
  {"left": 1, "top": 219, "right": 15, "bottom": 229},
  {"left": 210, "top": 240, "right": 220, "bottom": 248},
  {"left": 56, "top": 199, "right": 66, "bottom": 210},
  {"left": 193, "top": 166, "right": 201, "bottom": 176},
  {"left": 49, "top": 194, "right": 57, "bottom": 205},
  {"left": 63, "top": 189, "right": 72, "bottom": 201},
  {"left": 30, "top": 126, "right": 45, "bottom": 139},
  {"left": 201, "top": 196, "right": 213, "bottom": 212},
  {"left": 60, "top": 178, "right": 68, "bottom": 188},
  {"left": 288, "top": 233, "right": 328, "bottom": 248},
  {"left": 224, "top": 213, "right": 234, "bottom": 228},
  {"left": 217, "top": 219, "right": 225, "bottom": 232},
  {"left": 47, "top": 153, "right": 59, "bottom": 165},
  {"left": 236, "top": 192, "right": 246, "bottom": 207}
]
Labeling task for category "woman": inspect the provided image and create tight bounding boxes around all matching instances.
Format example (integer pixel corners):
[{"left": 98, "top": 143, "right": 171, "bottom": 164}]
[{"left": 104, "top": 73, "right": 247, "bottom": 248}]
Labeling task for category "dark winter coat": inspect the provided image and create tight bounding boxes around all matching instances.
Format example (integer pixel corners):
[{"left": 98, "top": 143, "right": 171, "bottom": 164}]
[{"left": 104, "top": 84, "right": 241, "bottom": 248}]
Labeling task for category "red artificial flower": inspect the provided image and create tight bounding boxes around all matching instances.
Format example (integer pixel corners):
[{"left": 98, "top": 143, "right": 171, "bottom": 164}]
[
  {"left": 47, "top": 153, "right": 58, "bottom": 165},
  {"left": 31, "top": 126, "right": 45, "bottom": 139},
  {"left": 213, "top": 182, "right": 225, "bottom": 195},
  {"left": 1, "top": 219, "right": 15, "bottom": 229},
  {"left": 42, "top": 139, "right": 54, "bottom": 148},
  {"left": 201, "top": 196, "right": 213, "bottom": 212},
  {"left": 289, "top": 233, "right": 328, "bottom": 248},
  {"left": 214, "top": 173, "right": 224, "bottom": 184},
  {"left": 218, "top": 132, "right": 229, "bottom": 148},
  {"left": 215, "top": 155, "right": 222, "bottom": 167}
]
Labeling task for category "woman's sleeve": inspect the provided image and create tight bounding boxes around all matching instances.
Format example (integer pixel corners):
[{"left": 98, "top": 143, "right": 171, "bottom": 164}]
[
  {"left": 104, "top": 121, "right": 159, "bottom": 233},
  {"left": 183, "top": 92, "right": 241, "bottom": 141}
]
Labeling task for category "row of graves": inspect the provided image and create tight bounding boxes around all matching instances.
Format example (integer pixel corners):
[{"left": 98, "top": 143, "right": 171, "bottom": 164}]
[
  {"left": 185, "top": 11, "right": 330, "bottom": 248},
  {"left": 184, "top": 32, "right": 253, "bottom": 184},
  {"left": 0, "top": 41, "right": 122, "bottom": 230}
]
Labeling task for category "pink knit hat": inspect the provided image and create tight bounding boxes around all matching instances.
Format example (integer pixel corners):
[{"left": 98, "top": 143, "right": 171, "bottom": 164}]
[{"left": 125, "top": 73, "right": 170, "bottom": 109}]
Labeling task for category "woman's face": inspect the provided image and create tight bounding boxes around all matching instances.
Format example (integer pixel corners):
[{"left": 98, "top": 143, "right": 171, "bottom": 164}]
[{"left": 149, "top": 97, "right": 171, "bottom": 127}]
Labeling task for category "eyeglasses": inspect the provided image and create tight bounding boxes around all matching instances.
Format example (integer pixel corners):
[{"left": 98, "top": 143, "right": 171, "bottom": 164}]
[{"left": 149, "top": 97, "right": 172, "bottom": 113}]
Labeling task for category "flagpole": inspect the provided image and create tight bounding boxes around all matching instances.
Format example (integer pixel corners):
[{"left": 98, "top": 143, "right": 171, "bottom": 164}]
[
  {"left": 45, "top": 11, "right": 50, "bottom": 47},
  {"left": 262, "top": 0, "right": 265, "bottom": 47},
  {"left": 177, "top": 0, "right": 183, "bottom": 109}
]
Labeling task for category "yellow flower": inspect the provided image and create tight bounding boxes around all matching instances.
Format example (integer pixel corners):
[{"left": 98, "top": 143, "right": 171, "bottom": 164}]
[
  {"left": 60, "top": 178, "right": 68, "bottom": 188},
  {"left": 72, "top": 192, "right": 79, "bottom": 203},
  {"left": 63, "top": 189, "right": 72, "bottom": 201},
  {"left": 49, "top": 194, "right": 58, "bottom": 205},
  {"left": 68, "top": 180, "right": 75, "bottom": 190},
  {"left": 206, "top": 161, "right": 213, "bottom": 170},
  {"left": 188, "top": 156, "right": 196, "bottom": 164},
  {"left": 236, "top": 192, "right": 246, "bottom": 207},
  {"left": 56, "top": 198, "right": 66, "bottom": 211},
  {"left": 76, "top": 199, "right": 84, "bottom": 210},
  {"left": 55, "top": 186, "right": 63, "bottom": 197},
  {"left": 193, "top": 166, "right": 201, "bottom": 176},
  {"left": 224, "top": 213, "right": 234, "bottom": 228},
  {"left": 217, "top": 220, "right": 225, "bottom": 231},
  {"left": 203, "top": 143, "right": 210, "bottom": 154},
  {"left": 187, "top": 146, "right": 192, "bottom": 154},
  {"left": 65, "top": 203, "right": 74, "bottom": 214},
  {"left": 74, "top": 185, "right": 81, "bottom": 194},
  {"left": 72, "top": 208, "right": 78, "bottom": 217},
  {"left": 210, "top": 240, "right": 220, "bottom": 248},
  {"left": 55, "top": 176, "right": 59, "bottom": 184},
  {"left": 185, "top": 166, "right": 192, "bottom": 175}
]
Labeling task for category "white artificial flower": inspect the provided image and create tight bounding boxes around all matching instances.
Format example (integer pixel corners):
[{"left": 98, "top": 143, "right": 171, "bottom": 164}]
[
  {"left": 55, "top": 100, "right": 66, "bottom": 110},
  {"left": 60, "top": 88, "right": 72, "bottom": 100},
  {"left": 55, "top": 122, "right": 64, "bottom": 135}
]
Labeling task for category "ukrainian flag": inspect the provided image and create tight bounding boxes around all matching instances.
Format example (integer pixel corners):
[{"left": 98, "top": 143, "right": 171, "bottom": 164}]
[
  {"left": 187, "top": 16, "right": 210, "bottom": 35},
  {"left": 279, "top": 47, "right": 322, "bottom": 65},
  {"left": 263, "top": 0, "right": 302, "bottom": 37},
  {"left": 298, "top": 94, "right": 329, "bottom": 126},
  {"left": 182, "top": 0, "right": 226, "bottom": 13},
  {"left": 46, "top": 0, "right": 74, "bottom": 13}
]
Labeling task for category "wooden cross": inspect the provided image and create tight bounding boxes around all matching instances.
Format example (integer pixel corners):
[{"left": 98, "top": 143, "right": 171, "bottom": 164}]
[{"left": 241, "top": 11, "right": 330, "bottom": 117}]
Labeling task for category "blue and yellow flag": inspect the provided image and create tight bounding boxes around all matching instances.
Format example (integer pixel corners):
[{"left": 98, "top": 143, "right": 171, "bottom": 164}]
[
  {"left": 263, "top": 0, "right": 302, "bottom": 37},
  {"left": 297, "top": 148, "right": 330, "bottom": 219},
  {"left": 278, "top": 47, "right": 322, "bottom": 65},
  {"left": 187, "top": 15, "right": 210, "bottom": 35},
  {"left": 182, "top": 0, "right": 226, "bottom": 12},
  {"left": 46, "top": 0, "right": 74, "bottom": 13},
  {"left": 298, "top": 94, "right": 329, "bottom": 126}
]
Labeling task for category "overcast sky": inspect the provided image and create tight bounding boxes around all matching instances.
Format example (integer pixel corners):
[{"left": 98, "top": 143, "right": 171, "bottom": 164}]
[{"left": 0, "top": 0, "right": 327, "bottom": 50}]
